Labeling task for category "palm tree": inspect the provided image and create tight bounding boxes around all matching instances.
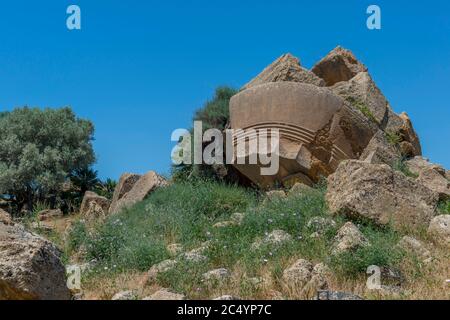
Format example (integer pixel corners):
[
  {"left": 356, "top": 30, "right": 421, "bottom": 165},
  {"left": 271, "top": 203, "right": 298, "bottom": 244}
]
[{"left": 70, "top": 167, "right": 101, "bottom": 197}]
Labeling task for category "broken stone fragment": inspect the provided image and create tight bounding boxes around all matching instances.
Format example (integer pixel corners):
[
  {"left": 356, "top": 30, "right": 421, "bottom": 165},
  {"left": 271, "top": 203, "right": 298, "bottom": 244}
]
[
  {"left": 242, "top": 53, "right": 325, "bottom": 90},
  {"left": 312, "top": 46, "right": 368, "bottom": 86}
]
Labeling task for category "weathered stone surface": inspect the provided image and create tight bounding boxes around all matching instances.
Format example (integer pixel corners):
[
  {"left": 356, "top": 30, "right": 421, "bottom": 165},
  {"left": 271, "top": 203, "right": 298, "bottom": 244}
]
[
  {"left": 384, "top": 111, "right": 422, "bottom": 157},
  {"left": 109, "top": 173, "right": 141, "bottom": 215},
  {"left": 327, "top": 160, "right": 439, "bottom": 230},
  {"left": 0, "top": 209, "right": 12, "bottom": 225},
  {"left": 213, "top": 221, "right": 236, "bottom": 228},
  {"left": 360, "top": 130, "right": 401, "bottom": 166},
  {"left": 147, "top": 259, "right": 177, "bottom": 282},
  {"left": 230, "top": 82, "right": 377, "bottom": 187},
  {"left": 417, "top": 168, "right": 450, "bottom": 200},
  {"left": 0, "top": 223, "right": 70, "bottom": 300},
  {"left": 213, "top": 295, "right": 240, "bottom": 300},
  {"left": 332, "top": 222, "right": 369, "bottom": 254},
  {"left": 306, "top": 217, "right": 336, "bottom": 238},
  {"left": 38, "top": 209, "right": 63, "bottom": 221},
  {"left": 252, "top": 230, "right": 292, "bottom": 249},
  {"left": 312, "top": 47, "right": 368, "bottom": 86},
  {"left": 282, "top": 259, "right": 313, "bottom": 286},
  {"left": 265, "top": 190, "right": 287, "bottom": 200},
  {"left": 243, "top": 53, "right": 325, "bottom": 90},
  {"left": 145, "top": 289, "right": 186, "bottom": 300},
  {"left": 398, "top": 236, "right": 432, "bottom": 263},
  {"left": 111, "top": 290, "right": 136, "bottom": 300},
  {"left": 283, "top": 260, "right": 329, "bottom": 292},
  {"left": 331, "top": 72, "right": 387, "bottom": 125},
  {"left": 79, "top": 191, "right": 110, "bottom": 218},
  {"left": 230, "top": 212, "right": 245, "bottom": 225},
  {"left": 289, "top": 183, "right": 315, "bottom": 196},
  {"left": 167, "top": 243, "right": 183, "bottom": 256},
  {"left": 428, "top": 215, "right": 450, "bottom": 247},
  {"left": 182, "top": 251, "right": 208, "bottom": 263},
  {"left": 202, "top": 268, "right": 231, "bottom": 283},
  {"left": 316, "top": 290, "right": 363, "bottom": 300},
  {"left": 405, "top": 156, "right": 444, "bottom": 175},
  {"left": 405, "top": 157, "right": 449, "bottom": 199},
  {"left": 112, "top": 171, "right": 167, "bottom": 214}
]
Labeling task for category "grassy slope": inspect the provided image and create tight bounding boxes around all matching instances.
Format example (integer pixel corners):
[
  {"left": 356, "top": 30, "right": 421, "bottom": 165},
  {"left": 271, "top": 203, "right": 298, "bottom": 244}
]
[{"left": 63, "top": 180, "right": 450, "bottom": 300}]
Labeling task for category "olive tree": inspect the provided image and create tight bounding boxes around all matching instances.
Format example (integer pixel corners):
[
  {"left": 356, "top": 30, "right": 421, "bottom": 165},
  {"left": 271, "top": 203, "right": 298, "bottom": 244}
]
[{"left": 0, "top": 107, "right": 95, "bottom": 212}]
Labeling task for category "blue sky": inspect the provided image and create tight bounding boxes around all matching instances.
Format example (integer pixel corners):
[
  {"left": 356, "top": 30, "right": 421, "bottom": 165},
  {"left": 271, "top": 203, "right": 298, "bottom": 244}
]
[{"left": 0, "top": 0, "right": 449, "bottom": 180}]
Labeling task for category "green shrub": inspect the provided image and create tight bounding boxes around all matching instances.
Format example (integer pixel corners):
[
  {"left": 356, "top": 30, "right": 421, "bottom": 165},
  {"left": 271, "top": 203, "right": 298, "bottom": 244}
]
[
  {"left": 393, "top": 159, "right": 419, "bottom": 178},
  {"left": 438, "top": 199, "right": 450, "bottom": 215}
]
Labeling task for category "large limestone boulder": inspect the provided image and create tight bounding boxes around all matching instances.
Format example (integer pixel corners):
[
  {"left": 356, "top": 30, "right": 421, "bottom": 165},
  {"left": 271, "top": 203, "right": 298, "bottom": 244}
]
[
  {"left": 112, "top": 171, "right": 168, "bottom": 214},
  {"left": 331, "top": 72, "right": 388, "bottom": 125},
  {"left": 230, "top": 82, "right": 377, "bottom": 187},
  {"left": 327, "top": 160, "right": 439, "bottom": 230},
  {"left": 0, "top": 222, "right": 70, "bottom": 300},
  {"left": 428, "top": 215, "right": 450, "bottom": 247},
  {"left": 231, "top": 48, "right": 422, "bottom": 188},
  {"left": 405, "top": 157, "right": 449, "bottom": 199},
  {"left": 79, "top": 191, "right": 110, "bottom": 219},
  {"left": 359, "top": 130, "right": 401, "bottom": 166},
  {"left": 243, "top": 53, "right": 325, "bottom": 90},
  {"left": 109, "top": 173, "right": 141, "bottom": 214},
  {"left": 312, "top": 46, "right": 368, "bottom": 86}
]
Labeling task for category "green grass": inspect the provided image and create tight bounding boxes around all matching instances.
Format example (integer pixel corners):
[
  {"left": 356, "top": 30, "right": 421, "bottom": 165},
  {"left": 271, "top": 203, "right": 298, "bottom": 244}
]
[
  {"left": 393, "top": 159, "right": 419, "bottom": 179},
  {"left": 437, "top": 199, "right": 450, "bottom": 215},
  {"left": 66, "top": 178, "right": 412, "bottom": 297}
]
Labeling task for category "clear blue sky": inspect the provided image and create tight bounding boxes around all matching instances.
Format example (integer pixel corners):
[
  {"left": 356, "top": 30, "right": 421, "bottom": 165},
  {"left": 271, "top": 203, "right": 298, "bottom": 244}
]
[{"left": 1, "top": 0, "right": 449, "bottom": 180}]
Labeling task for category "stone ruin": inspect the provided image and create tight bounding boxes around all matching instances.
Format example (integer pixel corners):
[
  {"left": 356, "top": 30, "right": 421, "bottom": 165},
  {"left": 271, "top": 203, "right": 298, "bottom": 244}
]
[{"left": 230, "top": 47, "right": 422, "bottom": 188}]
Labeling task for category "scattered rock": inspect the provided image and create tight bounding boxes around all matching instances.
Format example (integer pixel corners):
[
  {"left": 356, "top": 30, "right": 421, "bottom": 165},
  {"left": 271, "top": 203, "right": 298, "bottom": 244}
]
[
  {"left": 265, "top": 190, "right": 287, "bottom": 201},
  {"left": 289, "top": 183, "right": 315, "bottom": 196},
  {"left": 182, "top": 251, "right": 208, "bottom": 263},
  {"left": 312, "top": 46, "right": 367, "bottom": 86},
  {"left": 213, "top": 295, "right": 240, "bottom": 300},
  {"left": 282, "top": 259, "right": 313, "bottom": 286},
  {"left": 144, "top": 289, "right": 186, "bottom": 300},
  {"left": 213, "top": 221, "right": 236, "bottom": 228},
  {"left": 316, "top": 290, "right": 364, "bottom": 300},
  {"left": 327, "top": 160, "right": 439, "bottom": 230},
  {"left": 283, "top": 260, "right": 330, "bottom": 292},
  {"left": 428, "top": 215, "right": 450, "bottom": 247},
  {"left": 252, "top": 230, "right": 292, "bottom": 249},
  {"left": 111, "top": 290, "right": 136, "bottom": 300},
  {"left": 230, "top": 212, "right": 245, "bottom": 225},
  {"left": 306, "top": 217, "right": 336, "bottom": 238},
  {"left": 202, "top": 268, "right": 231, "bottom": 283},
  {"left": 0, "top": 222, "right": 70, "bottom": 300},
  {"left": 112, "top": 171, "right": 168, "bottom": 214},
  {"left": 38, "top": 209, "right": 63, "bottom": 221},
  {"left": 167, "top": 243, "right": 183, "bottom": 256},
  {"left": 332, "top": 222, "right": 369, "bottom": 254},
  {"left": 242, "top": 53, "right": 325, "bottom": 90},
  {"left": 360, "top": 130, "right": 401, "bottom": 166},
  {"left": 147, "top": 259, "right": 177, "bottom": 282},
  {"left": 398, "top": 236, "right": 432, "bottom": 263},
  {"left": 0, "top": 209, "right": 12, "bottom": 225},
  {"left": 79, "top": 191, "right": 110, "bottom": 219},
  {"left": 30, "top": 221, "right": 54, "bottom": 233},
  {"left": 109, "top": 173, "right": 141, "bottom": 215}
]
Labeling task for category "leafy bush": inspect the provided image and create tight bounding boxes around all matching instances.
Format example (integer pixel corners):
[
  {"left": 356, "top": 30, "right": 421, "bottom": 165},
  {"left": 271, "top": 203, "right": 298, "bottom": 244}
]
[{"left": 437, "top": 199, "right": 450, "bottom": 215}]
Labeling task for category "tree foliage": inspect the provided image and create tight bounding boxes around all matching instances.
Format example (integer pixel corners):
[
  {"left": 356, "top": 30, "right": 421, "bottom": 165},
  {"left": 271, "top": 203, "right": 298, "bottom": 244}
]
[{"left": 0, "top": 107, "right": 95, "bottom": 211}]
